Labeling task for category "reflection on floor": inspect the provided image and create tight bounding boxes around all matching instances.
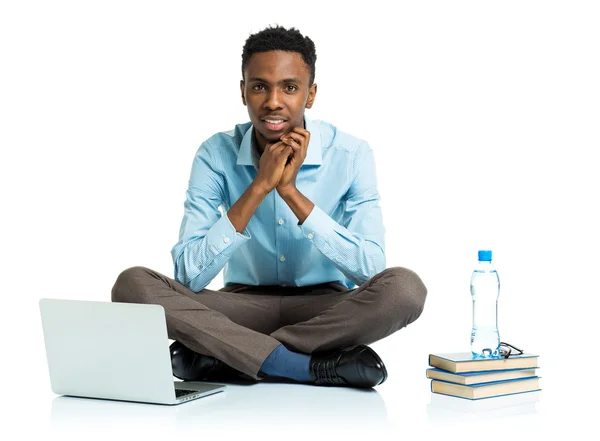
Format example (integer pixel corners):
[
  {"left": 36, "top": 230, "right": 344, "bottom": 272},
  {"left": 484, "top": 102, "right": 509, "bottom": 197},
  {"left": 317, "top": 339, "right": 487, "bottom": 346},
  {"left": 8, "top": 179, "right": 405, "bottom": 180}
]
[{"left": 49, "top": 379, "right": 392, "bottom": 436}]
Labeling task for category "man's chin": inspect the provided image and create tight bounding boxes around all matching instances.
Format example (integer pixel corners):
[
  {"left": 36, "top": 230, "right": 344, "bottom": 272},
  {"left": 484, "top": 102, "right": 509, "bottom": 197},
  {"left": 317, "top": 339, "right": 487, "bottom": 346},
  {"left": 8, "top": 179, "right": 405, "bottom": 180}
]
[{"left": 255, "top": 129, "right": 282, "bottom": 145}]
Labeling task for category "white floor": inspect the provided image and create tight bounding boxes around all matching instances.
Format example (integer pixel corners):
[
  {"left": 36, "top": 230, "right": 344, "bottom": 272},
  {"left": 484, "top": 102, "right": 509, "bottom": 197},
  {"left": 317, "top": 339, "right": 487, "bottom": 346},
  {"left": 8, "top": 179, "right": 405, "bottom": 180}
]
[
  {"left": 14, "top": 377, "right": 591, "bottom": 440},
  {"left": 16, "top": 377, "right": 543, "bottom": 439},
  {"left": 7, "top": 330, "right": 595, "bottom": 441}
]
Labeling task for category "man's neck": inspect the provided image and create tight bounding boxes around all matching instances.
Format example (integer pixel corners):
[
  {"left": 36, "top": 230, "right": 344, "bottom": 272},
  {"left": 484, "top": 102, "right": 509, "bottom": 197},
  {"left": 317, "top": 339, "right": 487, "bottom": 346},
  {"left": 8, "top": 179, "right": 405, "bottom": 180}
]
[{"left": 252, "top": 129, "right": 265, "bottom": 157}]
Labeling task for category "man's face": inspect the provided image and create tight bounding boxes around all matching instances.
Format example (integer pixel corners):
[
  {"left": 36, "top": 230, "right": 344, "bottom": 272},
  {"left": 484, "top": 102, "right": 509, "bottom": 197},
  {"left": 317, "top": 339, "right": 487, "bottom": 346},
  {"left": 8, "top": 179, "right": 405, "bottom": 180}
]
[{"left": 241, "top": 50, "right": 317, "bottom": 150}]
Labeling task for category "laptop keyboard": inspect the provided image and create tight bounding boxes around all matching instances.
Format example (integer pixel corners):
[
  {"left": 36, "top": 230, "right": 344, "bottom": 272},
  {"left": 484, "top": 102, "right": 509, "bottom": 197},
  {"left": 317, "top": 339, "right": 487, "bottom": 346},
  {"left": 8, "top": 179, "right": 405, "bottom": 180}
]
[{"left": 175, "top": 389, "right": 197, "bottom": 398}]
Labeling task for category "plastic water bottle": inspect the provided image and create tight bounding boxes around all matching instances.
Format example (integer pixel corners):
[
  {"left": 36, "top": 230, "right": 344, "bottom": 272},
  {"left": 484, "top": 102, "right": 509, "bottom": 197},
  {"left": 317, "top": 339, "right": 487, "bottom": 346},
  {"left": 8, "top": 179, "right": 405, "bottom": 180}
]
[{"left": 470, "top": 250, "right": 500, "bottom": 358}]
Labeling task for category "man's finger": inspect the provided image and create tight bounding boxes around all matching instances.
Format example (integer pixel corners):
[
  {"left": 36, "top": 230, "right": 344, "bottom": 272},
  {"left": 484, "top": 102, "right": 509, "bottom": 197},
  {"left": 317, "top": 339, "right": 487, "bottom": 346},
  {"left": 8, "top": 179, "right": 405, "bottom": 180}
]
[
  {"left": 279, "top": 145, "right": 294, "bottom": 162},
  {"left": 287, "top": 133, "right": 307, "bottom": 147},
  {"left": 282, "top": 132, "right": 307, "bottom": 153},
  {"left": 281, "top": 127, "right": 309, "bottom": 141},
  {"left": 291, "top": 126, "right": 310, "bottom": 138},
  {"left": 282, "top": 132, "right": 303, "bottom": 143},
  {"left": 291, "top": 128, "right": 310, "bottom": 148},
  {"left": 281, "top": 136, "right": 302, "bottom": 151},
  {"left": 268, "top": 141, "right": 285, "bottom": 152},
  {"left": 293, "top": 129, "right": 310, "bottom": 147}
]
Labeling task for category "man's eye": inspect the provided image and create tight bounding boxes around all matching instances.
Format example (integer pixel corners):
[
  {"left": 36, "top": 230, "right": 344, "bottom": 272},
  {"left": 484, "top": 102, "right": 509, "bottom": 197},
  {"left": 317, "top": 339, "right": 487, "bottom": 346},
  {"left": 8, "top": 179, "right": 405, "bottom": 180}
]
[
  {"left": 252, "top": 85, "right": 265, "bottom": 91},
  {"left": 286, "top": 85, "right": 297, "bottom": 92}
]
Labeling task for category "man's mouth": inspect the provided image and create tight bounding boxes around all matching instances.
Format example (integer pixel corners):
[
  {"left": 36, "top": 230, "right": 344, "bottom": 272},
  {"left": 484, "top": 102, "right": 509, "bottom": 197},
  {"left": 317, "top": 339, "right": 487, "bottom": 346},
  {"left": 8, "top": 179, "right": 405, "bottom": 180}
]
[{"left": 261, "top": 118, "right": 287, "bottom": 131}]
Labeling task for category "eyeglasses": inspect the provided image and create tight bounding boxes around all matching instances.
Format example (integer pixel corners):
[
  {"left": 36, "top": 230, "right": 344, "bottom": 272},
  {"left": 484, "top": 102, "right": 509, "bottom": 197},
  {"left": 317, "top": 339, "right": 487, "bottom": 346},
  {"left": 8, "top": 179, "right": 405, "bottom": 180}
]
[{"left": 499, "top": 342, "right": 524, "bottom": 359}]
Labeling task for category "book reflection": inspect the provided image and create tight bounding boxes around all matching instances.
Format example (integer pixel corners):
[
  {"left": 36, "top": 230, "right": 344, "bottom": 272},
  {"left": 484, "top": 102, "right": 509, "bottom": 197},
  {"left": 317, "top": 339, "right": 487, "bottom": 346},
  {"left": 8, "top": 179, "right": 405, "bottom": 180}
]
[{"left": 426, "top": 390, "right": 540, "bottom": 423}]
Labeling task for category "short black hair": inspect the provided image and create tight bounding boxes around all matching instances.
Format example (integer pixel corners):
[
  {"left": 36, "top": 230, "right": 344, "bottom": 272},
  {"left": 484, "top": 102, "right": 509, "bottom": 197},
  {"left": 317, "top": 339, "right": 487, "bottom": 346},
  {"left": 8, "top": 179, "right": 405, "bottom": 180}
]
[{"left": 241, "top": 25, "right": 317, "bottom": 85}]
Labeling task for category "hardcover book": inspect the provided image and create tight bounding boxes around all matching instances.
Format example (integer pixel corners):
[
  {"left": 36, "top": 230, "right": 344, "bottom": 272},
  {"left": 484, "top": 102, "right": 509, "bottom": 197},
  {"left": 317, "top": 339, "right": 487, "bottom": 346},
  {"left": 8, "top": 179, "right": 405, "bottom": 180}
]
[
  {"left": 428, "top": 352, "right": 539, "bottom": 373},
  {"left": 426, "top": 367, "right": 538, "bottom": 385},
  {"left": 431, "top": 377, "right": 541, "bottom": 400}
]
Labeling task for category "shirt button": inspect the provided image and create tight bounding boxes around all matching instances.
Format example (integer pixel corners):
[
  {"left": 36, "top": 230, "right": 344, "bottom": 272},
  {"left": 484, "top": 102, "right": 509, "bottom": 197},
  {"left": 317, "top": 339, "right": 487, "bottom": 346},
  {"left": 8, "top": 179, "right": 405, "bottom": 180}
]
[
  {"left": 223, "top": 237, "right": 230, "bottom": 243},
  {"left": 278, "top": 218, "right": 284, "bottom": 225},
  {"left": 307, "top": 233, "right": 314, "bottom": 239},
  {"left": 199, "top": 264, "right": 204, "bottom": 269},
  {"left": 279, "top": 255, "right": 286, "bottom": 262}
]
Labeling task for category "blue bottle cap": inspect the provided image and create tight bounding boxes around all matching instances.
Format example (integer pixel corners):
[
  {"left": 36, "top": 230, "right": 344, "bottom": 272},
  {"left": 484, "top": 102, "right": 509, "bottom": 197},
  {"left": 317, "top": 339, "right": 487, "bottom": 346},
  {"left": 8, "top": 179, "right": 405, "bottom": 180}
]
[{"left": 478, "top": 250, "right": 492, "bottom": 261}]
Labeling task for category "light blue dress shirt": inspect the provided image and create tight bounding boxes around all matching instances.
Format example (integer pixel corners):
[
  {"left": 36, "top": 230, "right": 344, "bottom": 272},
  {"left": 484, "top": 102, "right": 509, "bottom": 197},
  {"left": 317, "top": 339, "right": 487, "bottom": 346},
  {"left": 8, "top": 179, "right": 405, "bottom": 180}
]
[{"left": 170, "top": 117, "right": 386, "bottom": 292}]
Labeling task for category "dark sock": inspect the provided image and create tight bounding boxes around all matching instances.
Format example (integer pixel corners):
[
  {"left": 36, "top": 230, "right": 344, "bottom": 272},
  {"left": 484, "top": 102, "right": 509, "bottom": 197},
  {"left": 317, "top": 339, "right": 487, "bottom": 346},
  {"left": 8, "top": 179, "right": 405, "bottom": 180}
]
[{"left": 259, "top": 344, "right": 312, "bottom": 383}]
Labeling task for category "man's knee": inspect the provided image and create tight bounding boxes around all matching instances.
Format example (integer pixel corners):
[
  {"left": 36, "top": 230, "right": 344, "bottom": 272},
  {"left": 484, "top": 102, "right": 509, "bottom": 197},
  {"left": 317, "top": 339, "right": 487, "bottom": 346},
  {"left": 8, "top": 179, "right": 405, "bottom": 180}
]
[
  {"left": 378, "top": 266, "right": 427, "bottom": 324},
  {"left": 111, "top": 266, "right": 151, "bottom": 303}
]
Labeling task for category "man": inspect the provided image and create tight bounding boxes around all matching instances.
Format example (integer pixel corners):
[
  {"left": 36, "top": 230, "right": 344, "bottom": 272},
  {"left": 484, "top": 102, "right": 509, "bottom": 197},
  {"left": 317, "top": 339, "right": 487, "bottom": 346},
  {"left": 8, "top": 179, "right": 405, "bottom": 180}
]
[{"left": 111, "top": 25, "right": 427, "bottom": 388}]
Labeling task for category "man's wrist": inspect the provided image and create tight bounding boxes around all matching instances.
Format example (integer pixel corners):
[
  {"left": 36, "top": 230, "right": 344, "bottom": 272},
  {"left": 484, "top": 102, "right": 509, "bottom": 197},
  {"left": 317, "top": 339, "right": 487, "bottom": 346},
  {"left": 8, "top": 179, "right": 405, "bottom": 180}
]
[
  {"left": 277, "top": 185, "right": 314, "bottom": 225},
  {"left": 276, "top": 185, "right": 297, "bottom": 199},
  {"left": 251, "top": 180, "right": 271, "bottom": 198}
]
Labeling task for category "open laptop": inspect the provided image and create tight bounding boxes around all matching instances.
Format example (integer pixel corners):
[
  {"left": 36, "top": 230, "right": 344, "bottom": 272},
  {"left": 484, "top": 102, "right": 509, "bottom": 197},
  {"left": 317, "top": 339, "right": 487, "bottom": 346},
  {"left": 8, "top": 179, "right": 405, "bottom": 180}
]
[{"left": 39, "top": 298, "right": 225, "bottom": 405}]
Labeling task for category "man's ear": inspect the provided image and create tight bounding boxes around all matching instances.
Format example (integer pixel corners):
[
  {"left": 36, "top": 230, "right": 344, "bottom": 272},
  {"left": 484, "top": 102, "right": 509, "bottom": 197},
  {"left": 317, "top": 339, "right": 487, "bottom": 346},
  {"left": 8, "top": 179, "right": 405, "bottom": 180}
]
[
  {"left": 240, "top": 80, "right": 246, "bottom": 106},
  {"left": 305, "top": 83, "right": 317, "bottom": 109}
]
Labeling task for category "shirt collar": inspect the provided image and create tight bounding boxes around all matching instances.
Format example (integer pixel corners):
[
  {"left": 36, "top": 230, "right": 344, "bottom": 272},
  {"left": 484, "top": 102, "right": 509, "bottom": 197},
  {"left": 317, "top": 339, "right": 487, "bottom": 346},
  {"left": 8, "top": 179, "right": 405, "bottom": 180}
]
[{"left": 236, "top": 117, "right": 322, "bottom": 169}]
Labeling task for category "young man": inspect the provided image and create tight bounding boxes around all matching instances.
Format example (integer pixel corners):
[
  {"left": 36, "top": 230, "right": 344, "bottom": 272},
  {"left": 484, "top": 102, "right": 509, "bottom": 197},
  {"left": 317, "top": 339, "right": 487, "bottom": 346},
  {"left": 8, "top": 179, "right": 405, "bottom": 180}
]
[{"left": 111, "top": 25, "right": 427, "bottom": 388}]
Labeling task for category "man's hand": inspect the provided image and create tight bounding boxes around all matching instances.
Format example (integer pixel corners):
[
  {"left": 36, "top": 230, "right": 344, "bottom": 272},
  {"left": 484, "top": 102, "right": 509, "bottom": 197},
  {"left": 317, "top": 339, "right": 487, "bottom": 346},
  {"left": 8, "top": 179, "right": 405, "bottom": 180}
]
[
  {"left": 254, "top": 140, "right": 294, "bottom": 193},
  {"left": 276, "top": 126, "right": 310, "bottom": 196}
]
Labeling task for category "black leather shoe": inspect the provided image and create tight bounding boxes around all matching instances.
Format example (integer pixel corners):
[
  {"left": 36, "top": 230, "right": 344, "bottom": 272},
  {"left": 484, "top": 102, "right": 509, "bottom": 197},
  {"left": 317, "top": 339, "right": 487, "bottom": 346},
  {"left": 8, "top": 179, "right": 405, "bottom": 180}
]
[
  {"left": 309, "top": 345, "right": 387, "bottom": 388},
  {"left": 170, "top": 341, "right": 250, "bottom": 382}
]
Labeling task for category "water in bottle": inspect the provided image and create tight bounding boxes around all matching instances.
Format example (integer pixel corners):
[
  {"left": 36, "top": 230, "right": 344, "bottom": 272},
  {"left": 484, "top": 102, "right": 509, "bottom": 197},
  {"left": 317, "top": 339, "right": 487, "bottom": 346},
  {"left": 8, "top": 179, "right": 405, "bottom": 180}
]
[{"left": 470, "top": 250, "right": 500, "bottom": 358}]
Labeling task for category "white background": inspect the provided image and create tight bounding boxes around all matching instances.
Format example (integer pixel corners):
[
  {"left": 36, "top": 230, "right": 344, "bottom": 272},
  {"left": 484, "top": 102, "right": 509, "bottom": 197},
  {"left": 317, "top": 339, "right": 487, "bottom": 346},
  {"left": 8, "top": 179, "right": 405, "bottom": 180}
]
[{"left": 1, "top": 0, "right": 599, "bottom": 439}]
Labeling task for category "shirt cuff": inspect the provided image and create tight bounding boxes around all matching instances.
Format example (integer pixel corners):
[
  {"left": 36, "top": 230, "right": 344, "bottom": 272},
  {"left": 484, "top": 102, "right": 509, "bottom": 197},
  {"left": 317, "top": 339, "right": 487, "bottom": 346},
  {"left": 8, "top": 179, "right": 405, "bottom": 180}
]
[
  {"left": 204, "top": 213, "right": 251, "bottom": 255},
  {"left": 298, "top": 204, "right": 337, "bottom": 244}
]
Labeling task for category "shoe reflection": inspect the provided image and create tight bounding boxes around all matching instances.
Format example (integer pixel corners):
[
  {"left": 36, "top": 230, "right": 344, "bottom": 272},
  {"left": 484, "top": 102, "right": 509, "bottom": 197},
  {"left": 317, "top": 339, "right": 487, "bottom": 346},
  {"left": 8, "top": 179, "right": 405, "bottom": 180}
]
[{"left": 50, "top": 382, "right": 390, "bottom": 434}]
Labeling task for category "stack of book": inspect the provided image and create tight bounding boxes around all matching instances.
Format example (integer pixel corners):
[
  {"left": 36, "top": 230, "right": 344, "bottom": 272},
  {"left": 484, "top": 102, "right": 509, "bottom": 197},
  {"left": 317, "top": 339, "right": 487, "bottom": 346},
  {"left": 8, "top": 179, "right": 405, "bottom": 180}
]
[{"left": 426, "top": 352, "right": 541, "bottom": 400}]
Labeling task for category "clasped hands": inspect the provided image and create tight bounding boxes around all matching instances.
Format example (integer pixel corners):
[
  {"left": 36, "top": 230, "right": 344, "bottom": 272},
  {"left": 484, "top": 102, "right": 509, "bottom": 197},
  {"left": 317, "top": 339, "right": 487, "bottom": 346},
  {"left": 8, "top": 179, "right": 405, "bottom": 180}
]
[{"left": 256, "top": 126, "right": 310, "bottom": 196}]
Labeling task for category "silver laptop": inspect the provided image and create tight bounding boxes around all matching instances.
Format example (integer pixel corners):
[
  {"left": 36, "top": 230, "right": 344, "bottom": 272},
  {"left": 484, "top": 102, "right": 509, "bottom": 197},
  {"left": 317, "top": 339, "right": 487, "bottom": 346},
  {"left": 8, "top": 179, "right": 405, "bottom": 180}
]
[{"left": 39, "top": 298, "right": 226, "bottom": 405}]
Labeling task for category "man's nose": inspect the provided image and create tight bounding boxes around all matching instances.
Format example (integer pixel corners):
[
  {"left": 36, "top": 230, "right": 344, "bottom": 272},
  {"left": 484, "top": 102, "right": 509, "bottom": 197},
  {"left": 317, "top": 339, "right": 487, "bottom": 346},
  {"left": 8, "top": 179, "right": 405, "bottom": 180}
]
[{"left": 264, "top": 88, "right": 283, "bottom": 109}]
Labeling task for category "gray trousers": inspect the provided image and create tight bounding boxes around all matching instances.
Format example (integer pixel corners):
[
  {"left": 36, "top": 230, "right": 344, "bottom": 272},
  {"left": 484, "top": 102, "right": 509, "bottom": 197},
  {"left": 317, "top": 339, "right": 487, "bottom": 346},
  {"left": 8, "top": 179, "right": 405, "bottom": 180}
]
[{"left": 110, "top": 266, "right": 427, "bottom": 380}]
